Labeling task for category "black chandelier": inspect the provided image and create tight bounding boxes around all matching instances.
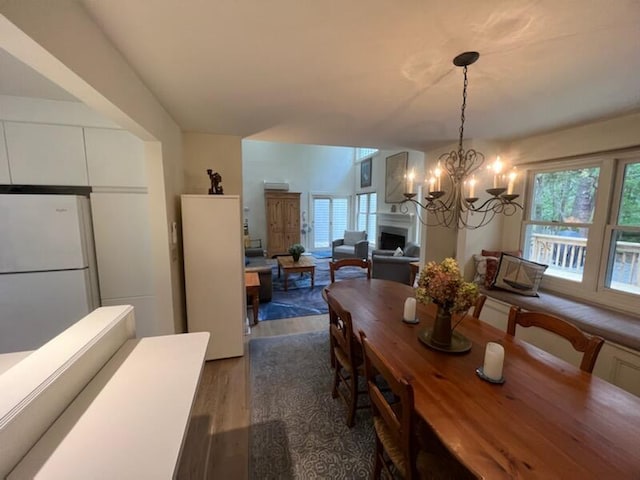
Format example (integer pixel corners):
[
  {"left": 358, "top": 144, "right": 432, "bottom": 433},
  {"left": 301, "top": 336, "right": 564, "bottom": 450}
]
[{"left": 400, "top": 51, "right": 523, "bottom": 229}]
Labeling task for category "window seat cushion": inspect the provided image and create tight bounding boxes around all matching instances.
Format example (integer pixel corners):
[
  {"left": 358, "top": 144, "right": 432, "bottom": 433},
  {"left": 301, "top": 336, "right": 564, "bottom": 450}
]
[{"left": 479, "top": 287, "right": 640, "bottom": 352}]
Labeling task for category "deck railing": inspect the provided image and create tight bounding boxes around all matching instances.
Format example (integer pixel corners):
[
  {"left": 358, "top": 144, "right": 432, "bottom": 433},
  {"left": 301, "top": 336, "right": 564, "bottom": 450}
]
[{"left": 529, "top": 234, "right": 640, "bottom": 286}]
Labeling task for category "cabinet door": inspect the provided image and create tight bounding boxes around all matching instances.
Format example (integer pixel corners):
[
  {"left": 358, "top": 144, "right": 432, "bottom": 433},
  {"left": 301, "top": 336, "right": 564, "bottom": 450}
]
[
  {"left": 284, "top": 198, "right": 300, "bottom": 233},
  {"left": 267, "top": 199, "right": 284, "bottom": 234},
  {"left": 85, "top": 128, "right": 146, "bottom": 187},
  {"left": 0, "top": 123, "right": 10, "bottom": 184},
  {"left": 5, "top": 122, "right": 88, "bottom": 185}
]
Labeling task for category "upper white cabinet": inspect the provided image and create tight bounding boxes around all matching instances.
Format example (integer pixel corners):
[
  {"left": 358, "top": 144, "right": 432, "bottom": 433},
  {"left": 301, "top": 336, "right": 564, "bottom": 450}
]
[
  {"left": 0, "top": 123, "right": 10, "bottom": 184},
  {"left": 84, "top": 128, "right": 146, "bottom": 188},
  {"left": 4, "top": 122, "right": 88, "bottom": 185}
]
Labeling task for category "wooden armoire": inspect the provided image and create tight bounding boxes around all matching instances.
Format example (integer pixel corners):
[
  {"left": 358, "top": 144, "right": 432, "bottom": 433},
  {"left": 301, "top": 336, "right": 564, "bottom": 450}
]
[{"left": 264, "top": 191, "right": 301, "bottom": 258}]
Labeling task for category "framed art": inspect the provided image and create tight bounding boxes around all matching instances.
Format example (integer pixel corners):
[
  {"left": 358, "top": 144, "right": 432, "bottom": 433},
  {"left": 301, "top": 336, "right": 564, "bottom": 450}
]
[
  {"left": 360, "top": 157, "right": 372, "bottom": 188},
  {"left": 385, "top": 151, "right": 408, "bottom": 203}
]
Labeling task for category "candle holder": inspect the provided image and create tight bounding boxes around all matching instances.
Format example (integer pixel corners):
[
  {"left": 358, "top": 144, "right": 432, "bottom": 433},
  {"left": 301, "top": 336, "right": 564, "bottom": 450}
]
[
  {"left": 486, "top": 187, "right": 507, "bottom": 197},
  {"left": 500, "top": 193, "right": 519, "bottom": 202},
  {"left": 475, "top": 367, "right": 505, "bottom": 384}
]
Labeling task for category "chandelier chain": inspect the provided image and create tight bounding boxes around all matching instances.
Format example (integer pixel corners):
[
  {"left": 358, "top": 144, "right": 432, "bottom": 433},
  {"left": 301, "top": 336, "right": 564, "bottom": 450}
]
[{"left": 458, "top": 65, "right": 468, "bottom": 155}]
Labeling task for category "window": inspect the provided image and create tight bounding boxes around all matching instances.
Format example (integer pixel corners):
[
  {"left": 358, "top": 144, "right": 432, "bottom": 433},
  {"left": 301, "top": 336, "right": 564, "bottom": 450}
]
[
  {"left": 521, "top": 151, "right": 640, "bottom": 307},
  {"left": 523, "top": 166, "right": 600, "bottom": 282},
  {"left": 355, "top": 148, "right": 378, "bottom": 161},
  {"left": 312, "top": 196, "right": 349, "bottom": 249},
  {"left": 604, "top": 159, "right": 640, "bottom": 295},
  {"left": 356, "top": 192, "right": 377, "bottom": 245}
]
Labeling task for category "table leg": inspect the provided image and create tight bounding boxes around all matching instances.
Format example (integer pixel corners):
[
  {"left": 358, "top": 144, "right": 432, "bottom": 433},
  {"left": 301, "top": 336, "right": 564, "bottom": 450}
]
[
  {"left": 284, "top": 271, "right": 288, "bottom": 291},
  {"left": 251, "top": 291, "right": 259, "bottom": 325}
]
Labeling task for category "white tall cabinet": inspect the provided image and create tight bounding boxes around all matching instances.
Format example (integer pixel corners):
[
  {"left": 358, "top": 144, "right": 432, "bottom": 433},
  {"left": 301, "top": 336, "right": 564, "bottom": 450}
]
[{"left": 181, "top": 195, "right": 245, "bottom": 360}]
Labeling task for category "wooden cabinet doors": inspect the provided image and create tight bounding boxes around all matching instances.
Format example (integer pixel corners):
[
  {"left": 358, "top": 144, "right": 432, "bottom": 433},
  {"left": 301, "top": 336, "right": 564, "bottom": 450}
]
[{"left": 265, "top": 191, "right": 301, "bottom": 257}]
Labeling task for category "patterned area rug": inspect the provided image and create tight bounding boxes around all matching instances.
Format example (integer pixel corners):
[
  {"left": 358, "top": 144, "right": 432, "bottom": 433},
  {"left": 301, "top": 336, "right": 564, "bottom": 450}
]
[
  {"left": 249, "top": 330, "right": 374, "bottom": 479},
  {"left": 258, "top": 258, "right": 368, "bottom": 321}
]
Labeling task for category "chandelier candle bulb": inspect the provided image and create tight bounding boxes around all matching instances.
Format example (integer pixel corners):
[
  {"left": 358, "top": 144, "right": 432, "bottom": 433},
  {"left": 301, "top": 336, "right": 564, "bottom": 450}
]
[
  {"left": 507, "top": 170, "right": 517, "bottom": 195},
  {"left": 403, "top": 297, "right": 417, "bottom": 322},
  {"left": 468, "top": 176, "right": 476, "bottom": 198},
  {"left": 492, "top": 157, "right": 503, "bottom": 188},
  {"left": 407, "top": 169, "right": 415, "bottom": 194},
  {"left": 434, "top": 163, "right": 442, "bottom": 191},
  {"left": 483, "top": 342, "right": 505, "bottom": 381}
]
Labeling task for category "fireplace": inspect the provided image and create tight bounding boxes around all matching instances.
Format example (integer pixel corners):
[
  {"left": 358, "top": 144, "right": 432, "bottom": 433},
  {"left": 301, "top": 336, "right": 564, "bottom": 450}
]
[{"left": 380, "top": 231, "right": 405, "bottom": 250}]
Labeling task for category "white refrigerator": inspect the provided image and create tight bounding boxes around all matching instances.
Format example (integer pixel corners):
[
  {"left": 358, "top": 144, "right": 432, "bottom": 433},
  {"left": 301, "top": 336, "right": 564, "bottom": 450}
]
[{"left": 0, "top": 194, "right": 100, "bottom": 353}]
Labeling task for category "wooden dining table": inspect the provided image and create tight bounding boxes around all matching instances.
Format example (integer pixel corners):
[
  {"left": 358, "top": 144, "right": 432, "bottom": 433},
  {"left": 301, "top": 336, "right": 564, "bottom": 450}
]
[{"left": 326, "top": 278, "right": 640, "bottom": 479}]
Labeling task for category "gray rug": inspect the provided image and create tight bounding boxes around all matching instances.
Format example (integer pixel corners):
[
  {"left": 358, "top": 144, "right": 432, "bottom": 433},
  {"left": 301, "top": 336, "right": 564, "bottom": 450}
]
[{"left": 249, "top": 330, "right": 374, "bottom": 479}]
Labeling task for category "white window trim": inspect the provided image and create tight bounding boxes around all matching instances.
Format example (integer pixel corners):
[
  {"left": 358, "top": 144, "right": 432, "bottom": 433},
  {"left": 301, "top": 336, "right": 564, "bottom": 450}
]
[{"left": 519, "top": 148, "right": 640, "bottom": 313}]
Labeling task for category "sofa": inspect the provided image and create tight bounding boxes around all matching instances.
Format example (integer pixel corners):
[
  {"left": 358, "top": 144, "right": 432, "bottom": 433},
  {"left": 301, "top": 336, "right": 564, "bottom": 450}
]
[
  {"left": 371, "top": 242, "right": 421, "bottom": 285},
  {"left": 245, "top": 250, "right": 274, "bottom": 302},
  {"left": 332, "top": 230, "right": 369, "bottom": 261}
]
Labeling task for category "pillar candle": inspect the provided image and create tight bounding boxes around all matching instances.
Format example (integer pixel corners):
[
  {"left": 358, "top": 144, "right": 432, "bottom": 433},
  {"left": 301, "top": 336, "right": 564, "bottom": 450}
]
[
  {"left": 403, "top": 297, "right": 416, "bottom": 322},
  {"left": 483, "top": 342, "right": 505, "bottom": 380}
]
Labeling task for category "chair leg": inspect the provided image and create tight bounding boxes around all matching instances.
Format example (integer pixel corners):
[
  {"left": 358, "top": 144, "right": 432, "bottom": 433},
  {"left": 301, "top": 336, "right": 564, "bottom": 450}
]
[
  {"left": 331, "top": 364, "right": 339, "bottom": 399},
  {"left": 372, "top": 436, "right": 383, "bottom": 480},
  {"left": 346, "top": 371, "right": 357, "bottom": 427}
]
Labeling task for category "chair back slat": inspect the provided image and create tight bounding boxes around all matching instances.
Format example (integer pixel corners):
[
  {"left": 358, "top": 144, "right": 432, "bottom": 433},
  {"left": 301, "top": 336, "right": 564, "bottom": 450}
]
[
  {"left": 507, "top": 306, "right": 604, "bottom": 373},
  {"left": 330, "top": 258, "right": 371, "bottom": 283},
  {"left": 326, "top": 292, "right": 355, "bottom": 362}
]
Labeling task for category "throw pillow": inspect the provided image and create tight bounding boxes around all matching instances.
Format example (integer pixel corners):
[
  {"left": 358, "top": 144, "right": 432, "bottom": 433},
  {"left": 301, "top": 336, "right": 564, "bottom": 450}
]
[
  {"left": 404, "top": 242, "right": 420, "bottom": 257},
  {"left": 473, "top": 254, "right": 498, "bottom": 285},
  {"left": 491, "top": 253, "right": 548, "bottom": 296},
  {"left": 479, "top": 249, "right": 523, "bottom": 287},
  {"left": 393, "top": 247, "right": 404, "bottom": 257}
]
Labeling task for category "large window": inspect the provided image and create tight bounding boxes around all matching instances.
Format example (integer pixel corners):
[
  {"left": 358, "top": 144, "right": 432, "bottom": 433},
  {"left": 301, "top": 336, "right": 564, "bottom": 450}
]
[
  {"left": 355, "top": 148, "right": 378, "bottom": 161},
  {"left": 312, "top": 196, "right": 349, "bottom": 249},
  {"left": 522, "top": 153, "right": 640, "bottom": 306},
  {"left": 356, "top": 192, "right": 377, "bottom": 245}
]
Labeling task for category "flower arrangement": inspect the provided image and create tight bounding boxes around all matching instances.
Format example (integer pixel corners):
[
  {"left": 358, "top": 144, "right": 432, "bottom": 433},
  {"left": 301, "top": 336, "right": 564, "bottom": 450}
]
[
  {"left": 288, "top": 243, "right": 305, "bottom": 261},
  {"left": 415, "top": 258, "right": 478, "bottom": 314}
]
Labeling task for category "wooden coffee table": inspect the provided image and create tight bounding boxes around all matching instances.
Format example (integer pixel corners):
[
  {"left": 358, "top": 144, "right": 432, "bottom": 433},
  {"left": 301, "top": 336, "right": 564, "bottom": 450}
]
[{"left": 277, "top": 255, "right": 315, "bottom": 291}]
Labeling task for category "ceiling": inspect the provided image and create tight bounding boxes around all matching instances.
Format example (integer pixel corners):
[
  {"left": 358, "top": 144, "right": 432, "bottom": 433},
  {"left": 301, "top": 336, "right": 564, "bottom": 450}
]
[{"left": 3, "top": 0, "right": 640, "bottom": 151}]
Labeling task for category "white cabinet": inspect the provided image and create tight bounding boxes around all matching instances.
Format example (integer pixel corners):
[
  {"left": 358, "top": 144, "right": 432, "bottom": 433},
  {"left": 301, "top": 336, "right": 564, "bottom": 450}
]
[
  {"left": 0, "top": 123, "right": 10, "bottom": 184},
  {"left": 4, "top": 122, "right": 87, "bottom": 185},
  {"left": 90, "top": 192, "right": 156, "bottom": 337},
  {"left": 182, "top": 195, "right": 244, "bottom": 360},
  {"left": 84, "top": 128, "right": 146, "bottom": 187}
]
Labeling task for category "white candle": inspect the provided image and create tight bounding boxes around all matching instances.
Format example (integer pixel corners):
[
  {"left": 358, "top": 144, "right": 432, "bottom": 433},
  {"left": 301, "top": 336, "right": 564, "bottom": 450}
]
[
  {"left": 492, "top": 156, "right": 503, "bottom": 188},
  {"left": 507, "top": 170, "right": 517, "bottom": 195},
  {"left": 483, "top": 342, "right": 505, "bottom": 380},
  {"left": 468, "top": 175, "right": 476, "bottom": 198},
  {"left": 434, "top": 163, "right": 442, "bottom": 191},
  {"left": 428, "top": 176, "right": 436, "bottom": 193},
  {"left": 407, "top": 169, "right": 415, "bottom": 194},
  {"left": 403, "top": 297, "right": 416, "bottom": 322}
]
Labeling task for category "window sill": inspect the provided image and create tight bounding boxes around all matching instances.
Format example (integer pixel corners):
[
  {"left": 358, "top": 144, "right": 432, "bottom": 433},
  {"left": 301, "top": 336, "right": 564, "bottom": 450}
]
[{"left": 479, "top": 286, "right": 640, "bottom": 352}]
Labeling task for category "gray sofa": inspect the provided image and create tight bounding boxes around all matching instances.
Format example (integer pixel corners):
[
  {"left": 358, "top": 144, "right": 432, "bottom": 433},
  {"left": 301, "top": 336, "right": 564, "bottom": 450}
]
[
  {"left": 332, "top": 230, "right": 369, "bottom": 261},
  {"left": 371, "top": 242, "right": 420, "bottom": 285},
  {"left": 245, "top": 249, "right": 274, "bottom": 302}
]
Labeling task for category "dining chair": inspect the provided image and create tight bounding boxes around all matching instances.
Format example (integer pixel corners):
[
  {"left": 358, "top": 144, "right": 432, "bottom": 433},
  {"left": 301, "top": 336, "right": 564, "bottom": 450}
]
[
  {"left": 472, "top": 294, "right": 487, "bottom": 319},
  {"left": 507, "top": 306, "right": 605, "bottom": 373},
  {"left": 360, "top": 331, "right": 474, "bottom": 479},
  {"left": 329, "top": 258, "right": 371, "bottom": 283},
  {"left": 326, "top": 291, "right": 369, "bottom": 427}
]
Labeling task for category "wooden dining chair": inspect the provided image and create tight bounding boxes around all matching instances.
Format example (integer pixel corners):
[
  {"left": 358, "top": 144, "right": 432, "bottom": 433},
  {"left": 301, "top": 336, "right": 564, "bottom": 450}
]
[
  {"left": 507, "top": 306, "right": 605, "bottom": 373},
  {"left": 329, "top": 258, "right": 371, "bottom": 283},
  {"left": 472, "top": 294, "right": 487, "bottom": 319},
  {"left": 326, "top": 291, "right": 368, "bottom": 427},
  {"left": 360, "top": 331, "right": 474, "bottom": 479}
]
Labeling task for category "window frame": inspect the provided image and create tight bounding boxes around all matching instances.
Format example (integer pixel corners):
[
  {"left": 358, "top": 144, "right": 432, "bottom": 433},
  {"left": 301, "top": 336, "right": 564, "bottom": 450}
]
[
  {"left": 356, "top": 192, "right": 377, "bottom": 246},
  {"left": 519, "top": 148, "right": 639, "bottom": 312}
]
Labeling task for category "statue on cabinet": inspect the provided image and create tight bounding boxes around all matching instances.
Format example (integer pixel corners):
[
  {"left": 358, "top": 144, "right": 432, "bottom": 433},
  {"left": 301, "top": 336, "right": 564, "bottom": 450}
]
[{"left": 207, "top": 169, "right": 224, "bottom": 195}]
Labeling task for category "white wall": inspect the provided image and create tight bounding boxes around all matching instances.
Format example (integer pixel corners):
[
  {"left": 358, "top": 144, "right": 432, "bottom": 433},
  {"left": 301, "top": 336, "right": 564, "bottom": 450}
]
[{"left": 242, "top": 140, "right": 355, "bottom": 250}]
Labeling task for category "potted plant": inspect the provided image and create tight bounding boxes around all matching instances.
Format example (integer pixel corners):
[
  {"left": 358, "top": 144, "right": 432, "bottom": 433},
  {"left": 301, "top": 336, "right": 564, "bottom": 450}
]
[{"left": 288, "top": 243, "right": 305, "bottom": 262}]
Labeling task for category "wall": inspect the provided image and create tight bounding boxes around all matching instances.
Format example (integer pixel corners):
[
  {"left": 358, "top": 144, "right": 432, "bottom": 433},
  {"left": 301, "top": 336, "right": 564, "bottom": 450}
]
[
  {"left": 183, "top": 133, "right": 243, "bottom": 195},
  {"left": 242, "top": 140, "right": 355, "bottom": 251},
  {"left": 1, "top": 2, "right": 185, "bottom": 334}
]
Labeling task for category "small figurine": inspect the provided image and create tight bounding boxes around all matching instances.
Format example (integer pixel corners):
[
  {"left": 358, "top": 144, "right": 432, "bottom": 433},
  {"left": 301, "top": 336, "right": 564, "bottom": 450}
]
[{"left": 207, "top": 169, "right": 224, "bottom": 195}]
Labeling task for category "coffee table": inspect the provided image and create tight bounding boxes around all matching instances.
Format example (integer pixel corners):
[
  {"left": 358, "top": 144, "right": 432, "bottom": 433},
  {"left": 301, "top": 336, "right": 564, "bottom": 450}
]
[{"left": 277, "top": 255, "right": 315, "bottom": 291}]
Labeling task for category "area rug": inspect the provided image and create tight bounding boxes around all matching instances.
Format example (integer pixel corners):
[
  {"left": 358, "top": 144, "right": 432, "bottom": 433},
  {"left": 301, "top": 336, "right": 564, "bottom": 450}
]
[
  {"left": 257, "top": 258, "right": 368, "bottom": 321},
  {"left": 312, "top": 249, "right": 332, "bottom": 259},
  {"left": 249, "top": 330, "right": 374, "bottom": 479}
]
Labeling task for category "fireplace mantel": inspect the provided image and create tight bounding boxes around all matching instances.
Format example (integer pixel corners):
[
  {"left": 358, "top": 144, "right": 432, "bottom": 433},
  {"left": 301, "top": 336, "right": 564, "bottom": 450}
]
[{"left": 376, "top": 212, "right": 416, "bottom": 246}]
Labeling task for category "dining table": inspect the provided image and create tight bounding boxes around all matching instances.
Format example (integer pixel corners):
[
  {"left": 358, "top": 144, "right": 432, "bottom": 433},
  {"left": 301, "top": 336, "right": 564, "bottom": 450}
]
[{"left": 325, "top": 278, "right": 640, "bottom": 479}]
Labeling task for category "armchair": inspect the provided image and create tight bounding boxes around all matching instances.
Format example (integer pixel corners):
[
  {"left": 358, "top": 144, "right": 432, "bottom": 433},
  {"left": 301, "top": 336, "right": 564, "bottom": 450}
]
[
  {"left": 332, "top": 230, "right": 369, "bottom": 261},
  {"left": 371, "top": 242, "right": 420, "bottom": 285}
]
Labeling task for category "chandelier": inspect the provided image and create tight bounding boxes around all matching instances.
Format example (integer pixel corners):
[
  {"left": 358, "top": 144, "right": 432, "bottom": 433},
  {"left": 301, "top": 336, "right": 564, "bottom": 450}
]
[{"left": 400, "top": 51, "right": 522, "bottom": 230}]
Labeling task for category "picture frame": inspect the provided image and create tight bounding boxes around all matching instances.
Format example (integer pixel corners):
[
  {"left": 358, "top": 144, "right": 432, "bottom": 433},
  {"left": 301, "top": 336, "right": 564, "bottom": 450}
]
[
  {"left": 360, "top": 157, "right": 372, "bottom": 188},
  {"left": 385, "top": 151, "right": 408, "bottom": 203}
]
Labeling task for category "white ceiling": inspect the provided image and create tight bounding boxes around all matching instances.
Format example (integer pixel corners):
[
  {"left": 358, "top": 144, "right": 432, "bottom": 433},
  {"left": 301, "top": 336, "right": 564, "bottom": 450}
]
[{"left": 3, "top": 1, "right": 640, "bottom": 151}]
